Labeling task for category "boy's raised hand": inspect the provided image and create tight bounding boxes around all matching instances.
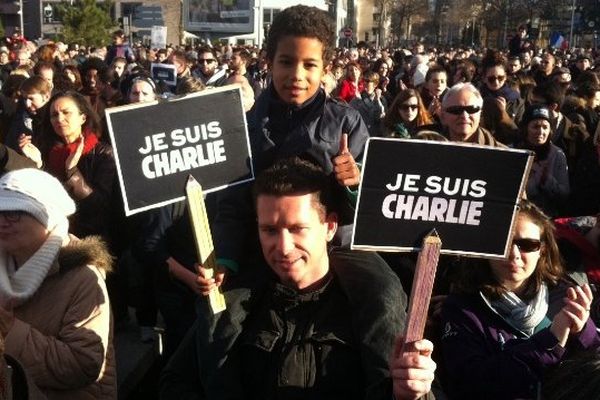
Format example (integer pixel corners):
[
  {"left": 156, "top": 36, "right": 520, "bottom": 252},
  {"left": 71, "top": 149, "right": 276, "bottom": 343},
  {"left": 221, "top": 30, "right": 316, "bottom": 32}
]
[{"left": 333, "top": 133, "right": 360, "bottom": 188}]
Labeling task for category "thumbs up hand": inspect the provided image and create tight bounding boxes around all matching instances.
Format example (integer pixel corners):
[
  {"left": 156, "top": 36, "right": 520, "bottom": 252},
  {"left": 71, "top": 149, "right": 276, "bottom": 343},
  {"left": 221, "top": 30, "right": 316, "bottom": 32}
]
[{"left": 333, "top": 133, "right": 360, "bottom": 188}]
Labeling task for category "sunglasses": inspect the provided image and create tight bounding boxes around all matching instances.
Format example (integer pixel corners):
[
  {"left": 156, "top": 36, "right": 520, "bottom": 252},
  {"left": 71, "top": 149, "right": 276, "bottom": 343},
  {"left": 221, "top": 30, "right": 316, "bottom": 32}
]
[
  {"left": 400, "top": 104, "right": 418, "bottom": 111},
  {"left": 444, "top": 105, "right": 481, "bottom": 115},
  {"left": 0, "top": 210, "right": 25, "bottom": 223},
  {"left": 512, "top": 238, "right": 542, "bottom": 253},
  {"left": 198, "top": 59, "right": 216, "bottom": 64},
  {"left": 487, "top": 75, "right": 506, "bottom": 83}
]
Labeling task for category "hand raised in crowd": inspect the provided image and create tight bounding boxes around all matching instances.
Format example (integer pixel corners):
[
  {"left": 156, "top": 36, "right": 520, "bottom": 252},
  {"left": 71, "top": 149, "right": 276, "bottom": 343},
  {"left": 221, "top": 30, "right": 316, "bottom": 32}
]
[
  {"left": 333, "top": 133, "right": 360, "bottom": 188},
  {"left": 550, "top": 283, "right": 593, "bottom": 347},
  {"left": 65, "top": 134, "right": 85, "bottom": 171},
  {"left": 390, "top": 336, "right": 436, "bottom": 400},
  {"left": 496, "top": 96, "right": 507, "bottom": 111},
  {"left": 18, "top": 134, "right": 42, "bottom": 168},
  {"left": 196, "top": 263, "right": 226, "bottom": 296}
]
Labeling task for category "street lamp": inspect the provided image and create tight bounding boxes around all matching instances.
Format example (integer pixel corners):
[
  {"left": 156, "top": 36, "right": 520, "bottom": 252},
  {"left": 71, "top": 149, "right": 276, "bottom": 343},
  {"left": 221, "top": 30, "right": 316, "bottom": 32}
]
[
  {"left": 18, "top": 0, "right": 24, "bottom": 36},
  {"left": 569, "top": 0, "right": 576, "bottom": 47}
]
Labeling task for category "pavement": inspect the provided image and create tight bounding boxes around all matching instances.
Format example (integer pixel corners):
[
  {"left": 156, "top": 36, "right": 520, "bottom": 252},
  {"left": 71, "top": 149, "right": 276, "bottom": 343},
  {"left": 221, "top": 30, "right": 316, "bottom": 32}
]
[{"left": 115, "top": 309, "right": 162, "bottom": 399}]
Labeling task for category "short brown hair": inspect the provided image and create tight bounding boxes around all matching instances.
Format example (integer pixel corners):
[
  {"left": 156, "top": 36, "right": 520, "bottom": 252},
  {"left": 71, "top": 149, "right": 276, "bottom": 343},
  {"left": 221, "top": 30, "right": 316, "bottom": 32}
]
[
  {"left": 253, "top": 157, "right": 334, "bottom": 221},
  {"left": 19, "top": 75, "right": 52, "bottom": 96}
]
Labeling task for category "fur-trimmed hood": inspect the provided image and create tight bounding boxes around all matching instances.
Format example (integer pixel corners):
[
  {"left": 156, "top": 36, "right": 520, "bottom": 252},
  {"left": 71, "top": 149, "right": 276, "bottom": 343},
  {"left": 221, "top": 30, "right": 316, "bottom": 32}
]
[{"left": 57, "top": 236, "right": 113, "bottom": 274}]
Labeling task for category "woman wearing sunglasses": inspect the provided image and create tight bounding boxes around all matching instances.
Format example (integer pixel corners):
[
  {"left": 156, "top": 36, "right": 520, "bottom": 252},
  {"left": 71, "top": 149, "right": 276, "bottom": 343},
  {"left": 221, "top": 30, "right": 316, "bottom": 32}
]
[
  {"left": 440, "top": 200, "right": 600, "bottom": 400},
  {"left": 383, "top": 88, "right": 434, "bottom": 138},
  {"left": 480, "top": 52, "right": 525, "bottom": 123},
  {"left": 516, "top": 104, "right": 570, "bottom": 217}
]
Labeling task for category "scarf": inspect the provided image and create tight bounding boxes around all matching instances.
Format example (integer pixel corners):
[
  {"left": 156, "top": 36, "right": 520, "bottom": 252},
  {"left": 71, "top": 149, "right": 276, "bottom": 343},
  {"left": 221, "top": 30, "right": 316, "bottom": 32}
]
[
  {"left": 47, "top": 130, "right": 98, "bottom": 180},
  {"left": 0, "top": 220, "right": 68, "bottom": 308},
  {"left": 488, "top": 283, "right": 549, "bottom": 336}
]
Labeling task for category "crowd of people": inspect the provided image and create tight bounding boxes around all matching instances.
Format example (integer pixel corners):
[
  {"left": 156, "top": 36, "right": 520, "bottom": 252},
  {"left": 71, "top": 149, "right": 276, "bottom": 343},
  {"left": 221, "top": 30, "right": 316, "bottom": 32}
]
[{"left": 0, "top": 5, "right": 597, "bottom": 399}]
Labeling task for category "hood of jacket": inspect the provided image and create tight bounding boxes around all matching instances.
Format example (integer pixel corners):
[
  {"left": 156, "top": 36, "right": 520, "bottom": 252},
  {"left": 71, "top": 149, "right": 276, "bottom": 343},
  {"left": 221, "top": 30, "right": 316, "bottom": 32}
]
[{"left": 57, "top": 235, "right": 113, "bottom": 274}]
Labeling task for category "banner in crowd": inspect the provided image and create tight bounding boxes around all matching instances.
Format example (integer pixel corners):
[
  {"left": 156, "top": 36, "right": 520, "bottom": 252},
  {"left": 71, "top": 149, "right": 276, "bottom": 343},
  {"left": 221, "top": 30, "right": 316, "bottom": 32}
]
[
  {"left": 151, "top": 25, "right": 168, "bottom": 49},
  {"left": 184, "top": 0, "right": 253, "bottom": 33},
  {"left": 352, "top": 138, "right": 533, "bottom": 258},
  {"left": 151, "top": 63, "right": 177, "bottom": 86},
  {"left": 106, "top": 86, "right": 254, "bottom": 215}
]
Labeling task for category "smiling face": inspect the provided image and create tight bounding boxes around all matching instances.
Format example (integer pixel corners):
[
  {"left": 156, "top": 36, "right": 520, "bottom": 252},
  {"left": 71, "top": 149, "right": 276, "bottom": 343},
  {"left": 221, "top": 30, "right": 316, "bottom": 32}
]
[
  {"left": 526, "top": 118, "right": 551, "bottom": 146},
  {"left": 490, "top": 215, "right": 542, "bottom": 295},
  {"left": 270, "top": 35, "right": 326, "bottom": 106},
  {"left": 257, "top": 193, "right": 337, "bottom": 290}
]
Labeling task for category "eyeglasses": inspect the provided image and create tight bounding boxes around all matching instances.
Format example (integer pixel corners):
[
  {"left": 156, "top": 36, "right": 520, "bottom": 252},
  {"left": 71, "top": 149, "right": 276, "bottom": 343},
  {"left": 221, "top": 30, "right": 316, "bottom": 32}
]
[
  {"left": 512, "top": 238, "right": 542, "bottom": 253},
  {"left": 487, "top": 75, "right": 506, "bottom": 83},
  {"left": 198, "top": 59, "right": 216, "bottom": 64},
  {"left": 400, "top": 104, "right": 419, "bottom": 111},
  {"left": 0, "top": 210, "right": 25, "bottom": 223},
  {"left": 444, "top": 105, "right": 481, "bottom": 115}
]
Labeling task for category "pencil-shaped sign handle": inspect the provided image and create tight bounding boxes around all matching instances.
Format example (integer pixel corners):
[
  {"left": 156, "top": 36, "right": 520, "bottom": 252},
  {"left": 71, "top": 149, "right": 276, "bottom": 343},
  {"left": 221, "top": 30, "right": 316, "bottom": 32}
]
[
  {"left": 403, "top": 229, "right": 441, "bottom": 344},
  {"left": 186, "top": 175, "right": 227, "bottom": 314}
]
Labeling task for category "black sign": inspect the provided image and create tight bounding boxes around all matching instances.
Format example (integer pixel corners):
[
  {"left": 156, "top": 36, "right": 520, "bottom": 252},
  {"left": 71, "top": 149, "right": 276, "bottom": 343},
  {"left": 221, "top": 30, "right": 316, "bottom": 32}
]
[
  {"left": 151, "top": 63, "right": 176, "bottom": 86},
  {"left": 106, "top": 87, "right": 254, "bottom": 215},
  {"left": 352, "top": 138, "right": 533, "bottom": 258}
]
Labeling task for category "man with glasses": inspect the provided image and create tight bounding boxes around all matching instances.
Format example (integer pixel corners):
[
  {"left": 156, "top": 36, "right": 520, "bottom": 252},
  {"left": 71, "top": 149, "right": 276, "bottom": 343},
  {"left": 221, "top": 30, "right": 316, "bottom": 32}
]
[
  {"left": 435, "top": 82, "right": 505, "bottom": 147},
  {"left": 192, "top": 46, "right": 228, "bottom": 87}
]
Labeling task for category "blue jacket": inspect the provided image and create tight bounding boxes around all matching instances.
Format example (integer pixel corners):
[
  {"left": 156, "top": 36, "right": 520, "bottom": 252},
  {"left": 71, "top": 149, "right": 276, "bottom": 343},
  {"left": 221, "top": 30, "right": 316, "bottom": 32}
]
[{"left": 440, "top": 282, "right": 600, "bottom": 399}]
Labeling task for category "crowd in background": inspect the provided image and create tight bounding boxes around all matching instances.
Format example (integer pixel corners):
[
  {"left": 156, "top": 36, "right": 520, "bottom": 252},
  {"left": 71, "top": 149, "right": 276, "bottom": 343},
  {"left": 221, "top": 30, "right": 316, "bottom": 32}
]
[{"left": 0, "top": 18, "right": 599, "bottom": 399}]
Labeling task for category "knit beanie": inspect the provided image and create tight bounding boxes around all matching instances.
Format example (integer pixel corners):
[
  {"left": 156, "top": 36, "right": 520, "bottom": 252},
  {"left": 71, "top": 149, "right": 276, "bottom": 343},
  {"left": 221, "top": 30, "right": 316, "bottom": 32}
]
[
  {"left": 520, "top": 104, "right": 551, "bottom": 129},
  {"left": 0, "top": 168, "right": 76, "bottom": 229}
]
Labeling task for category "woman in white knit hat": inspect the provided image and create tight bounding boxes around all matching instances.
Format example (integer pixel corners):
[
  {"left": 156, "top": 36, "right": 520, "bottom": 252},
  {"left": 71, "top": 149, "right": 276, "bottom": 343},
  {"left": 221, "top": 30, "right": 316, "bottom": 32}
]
[{"left": 0, "top": 168, "right": 116, "bottom": 399}]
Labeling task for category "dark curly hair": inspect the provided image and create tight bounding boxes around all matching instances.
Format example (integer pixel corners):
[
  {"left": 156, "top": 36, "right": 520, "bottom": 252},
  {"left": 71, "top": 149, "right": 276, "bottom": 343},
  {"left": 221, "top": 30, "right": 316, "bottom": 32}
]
[
  {"left": 266, "top": 5, "right": 335, "bottom": 65},
  {"left": 39, "top": 91, "right": 102, "bottom": 156}
]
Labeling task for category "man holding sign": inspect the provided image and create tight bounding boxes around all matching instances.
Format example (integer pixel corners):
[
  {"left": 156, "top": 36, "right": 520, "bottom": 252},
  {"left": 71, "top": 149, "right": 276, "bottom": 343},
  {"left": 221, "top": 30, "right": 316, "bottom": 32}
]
[{"left": 161, "top": 158, "right": 436, "bottom": 399}]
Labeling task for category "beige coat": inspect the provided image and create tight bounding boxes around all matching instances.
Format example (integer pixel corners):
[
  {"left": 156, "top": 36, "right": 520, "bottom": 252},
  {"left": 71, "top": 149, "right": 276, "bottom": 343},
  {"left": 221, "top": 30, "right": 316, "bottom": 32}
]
[{"left": 4, "top": 236, "right": 116, "bottom": 400}]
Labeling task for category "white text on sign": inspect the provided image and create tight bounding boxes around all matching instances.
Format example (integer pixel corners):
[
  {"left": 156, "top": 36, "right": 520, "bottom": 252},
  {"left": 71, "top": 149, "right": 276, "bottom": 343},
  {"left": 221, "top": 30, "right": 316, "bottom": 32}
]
[
  {"left": 138, "top": 121, "right": 227, "bottom": 178},
  {"left": 381, "top": 174, "right": 487, "bottom": 225}
]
